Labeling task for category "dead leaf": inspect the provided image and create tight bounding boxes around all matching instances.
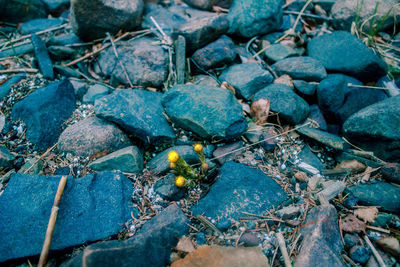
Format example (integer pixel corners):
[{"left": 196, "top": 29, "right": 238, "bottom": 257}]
[
  {"left": 220, "top": 81, "right": 236, "bottom": 95},
  {"left": 273, "top": 74, "right": 293, "bottom": 88},
  {"left": 250, "top": 98, "right": 270, "bottom": 125},
  {"left": 360, "top": 166, "right": 373, "bottom": 182},
  {"left": 89, "top": 151, "right": 109, "bottom": 161},
  {"left": 354, "top": 206, "right": 378, "bottom": 223},
  {"left": 334, "top": 160, "right": 366, "bottom": 173},
  {"left": 341, "top": 214, "right": 366, "bottom": 233},
  {"left": 176, "top": 236, "right": 195, "bottom": 253},
  {"left": 294, "top": 171, "right": 308, "bottom": 182}
]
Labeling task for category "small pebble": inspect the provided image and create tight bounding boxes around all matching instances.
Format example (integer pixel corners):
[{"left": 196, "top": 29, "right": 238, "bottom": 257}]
[
  {"left": 195, "top": 232, "right": 207, "bottom": 245},
  {"left": 216, "top": 218, "right": 231, "bottom": 232},
  {"left": 239, "top": 232, "right": 260, "bottom": 247},
  {"left": 350, "top": 246, "right": 370, "bottom": 264}
]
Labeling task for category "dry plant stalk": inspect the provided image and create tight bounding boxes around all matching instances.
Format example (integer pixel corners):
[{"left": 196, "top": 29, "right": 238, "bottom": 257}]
[{"left": 276, "top": 232, "right": 291, "bottom": 267}]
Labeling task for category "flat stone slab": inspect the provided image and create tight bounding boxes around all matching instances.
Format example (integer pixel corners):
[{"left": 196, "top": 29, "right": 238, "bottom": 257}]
[{"left": 0, "top": 171, "right": 137, "bottom": 262}]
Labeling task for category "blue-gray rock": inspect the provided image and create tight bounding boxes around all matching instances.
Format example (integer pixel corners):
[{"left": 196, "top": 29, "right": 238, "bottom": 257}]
[
  {"left": 343, "top": 96, "right": 400, "bottom": 162},
  {"left": 213, "top": 141, "right": 243, "bottom": 165},
  {"left": 192, "top": 35, "right": 236, "bottom": 70},
  {"left": 47, "top": 33, "right": 83, "bottom": 46},
  {"left": 19, "top": 18, "right": 64, "bottom": 34},
  {"left": 54, "top": 65, "right": 82, "bottom": 79},
  {"left": 95, "top": 37, "right": 168, "bottom": 87},
  {"left": 12, "top": 79, "right": 75, "bottom": 151},
  {"left": 31, "top": 33, "right": 54, "bottom": 80},
  {"left": 193, "top": 75, "right": 220, "bottom": 87},
  {"left": 70, "top": 0, "right": 144, "bottom": 41},
  {"left": 195, "top": 232, "right": 207, "bottom": 245},
  {"left": 141, "top": 4, "right": 187, "bottom": 34},
  {"left": 219, "top": 63, "right": 273, "bottom": 100},
  {"left": 308, "top": 105, "right": 327, "bottom": 131},
  {"left": 0, "top": 171, "right": 137, "bottom": 263},
  {"left": 0, "top": 74, "right": 25, "bottom": 99},
  {"left": 0, "top": 145, "right": 15, "bottom": 168},
  {"left": 293, "top": 80, "right": 317, "bottom": 97},
  {"left": 253, "top": 84, "right": 310, "bottom": 125},
  {"left": 58, "top": 116, "right": 132, "bottom": 158},
  {"left": 69, "top": 78, "right": 88, "bottom": 100},
  {"left": 294, "top": 205, "right": 344, "bottom": 267},
  {"left": 95, "top": 89, "right": 175, "bottom": 144},
  {"left": 82, "top": 84, "right": 110, "bottom": 104},
  {"left": 62, "top": 204, "right": 189, "bottom": 267},
  {"left": 162, "top": 84, "right": 247, "bottom": 140},
  {"left": 154, "top": 173, "right": 186, "bottom": 201},
  {"left": 350, "top": 246, "right": 370, "bottom": 264},
  {"left": 0, "top": 0, "right": 47, "bottom": 23},
  {"left": 191, "top": 161, "right": 288, "bottom": 220},
  {"left": 308, "top": 31, "right": 387, "bottom": 82},
  {"left": 264, "top": 43, "right": 297, "bottom": 62},
  {"left": 88, "top": 146, "right": 143, "bottom": 173},
  {"left": 272, "top": 56, "right": 327, "bottom": 82},
  {"left": 42, "top": 0, "right": 70, "bottom": 12},
  {"left": 0, "top": 43, "right": 34, "bottom": 59},
  {"left": 227, "top": 0, "right": 283, "bottom": 38},
  {"left": 183, "top": 0, "right": 233, "bottom": 10},
  {"left": 216, "top": 218, "right": 231, "bottom": 232},
  {"left": 296, "top": 126, "right": 349, "bottom": 151},
  {"left": 298, "top": 145, "right": 325, "bottom": 171},
  {"left": 345, "top": 182, "right": 400, "bottom": 214},
  {"left": 381, "top": 163, "right": 400, "bottom": 185},
  {"left": 48, "top": 46, "right": 79, "bottom": 61}
]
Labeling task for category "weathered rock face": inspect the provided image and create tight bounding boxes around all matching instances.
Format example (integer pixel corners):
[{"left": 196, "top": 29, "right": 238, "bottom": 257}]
[
  {"left": 272, "top": 56, "right": 327, "bottom": 82},
  {"left": 162, "top": 84, "right": 247, "bottom": 140},
  {"left": 0, "top": 171, "right": 137, "bottom": 262},
  {"left": 308, "top": 31, "right": 387, "bottom": 82},
  {"left": 0, "top": 0, "right": 47, "bottom": 23},
  {"left": 57, "top": 116, "right": 132, "bottom": 158},
  {"left": 70, "top": 0, "right": 144, "bottom": 41},
  {"left": 343, "top": 96, "right": 400, "bottom": 162},
  {"left": 94, "top": 89, "right": 176, "bottom": 144},
  {"left": 183, "top": 0, "right": 233, "bottom": 10},
  {"left": 95, "top": 37, "right": 168, "bottom": 87},
  {"left": 11, "top": 80, "right": 75, "bottom": 151}
]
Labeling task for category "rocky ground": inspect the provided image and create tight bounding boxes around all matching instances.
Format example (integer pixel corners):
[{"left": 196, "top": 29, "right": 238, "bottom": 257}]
[{"left": 0, "top": 0, "right": 400, "bottom": 266}]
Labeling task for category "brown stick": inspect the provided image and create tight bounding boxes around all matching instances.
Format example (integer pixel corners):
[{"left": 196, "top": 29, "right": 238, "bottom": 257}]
[
  {"left": 38, "top": 176, "right": 68, "bottom": 267},
  {"left": 364, "top": 235, "right": 387, "bottom": 267},
  {"left": 0, "top": 68, "right": 38, "bottom": 74},
  {"left": 276, "top": 232, "right": 291, "bottom": 267}
]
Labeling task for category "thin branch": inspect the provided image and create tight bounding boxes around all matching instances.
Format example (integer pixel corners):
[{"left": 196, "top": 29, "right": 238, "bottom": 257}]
[
  {"left": 24, "top": 142, "right": 58, "bottom": 174},
  {"left": 347, "top": 83, "right": 395, "bottom": 90},
  {"left": 364, "top": 235, "right": 387, "bottom": 267},
  {"left": 0, "top": 68, "right": 38, "bottom": 74},
  {"left": 276, "top": 232, "right": 291, "bottom": 267}
]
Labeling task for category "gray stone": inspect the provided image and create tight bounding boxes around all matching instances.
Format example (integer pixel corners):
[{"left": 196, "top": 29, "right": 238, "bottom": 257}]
[
  {"left": 213, "top": 141, "right": 243, "bottom": 165},
  {"left": 227, "top": 0, "right": 283, "bottom": 38},
  {"left": 12, "top": 80, "right": 75, "bottom": 151},
  {"left": 19, "top": 18, "right": 64, "bottom": 34},
  {"left": 193, "top": 75, "right": 220, "bottom": 87},
  {"left": 88, "top": 146, "right": 143, "bottom": 173},
  {"left": 70, "top": 0, "right": 144, "bottom": 41},
  {"left": 82, "top": 84, "right": 110, "bottom": 104},
  {"left": 219, "top": 63, "right": 273, "bottom": 100},
  {"left": 0, "top": 171, "right": 137, "bottom": 262},
  {"left": 0, "top": 74, "right": 25, "bottom": 99},
  {"left": 308, "top": 104, "right": 327, "bottom": 131},
  {"left": 308, "top": 31, "right": 387, "bottom": 82},
  {"left": 381, "top": 163, "right": 400, "bottom": 185},
  {"left": 298, "top": 145, "right": 325, "bottom": 171},
  {"left": 154, "top": 173, "right": 186, "bottom": 201},
  {"left": 0, "top": 145, "right": 15, "bottom": 168},
  {"left": 183, "top": 0, "right": 232, "bottom": 10},
  {"left": 48, "top": 46, "right": 79, "bottom": 61},
  {"left": 47, "top": 33, "right": 83, "bottom": 46},
  {"left": 68, "top": 78, "right": 88, "bottom": 100},
  {"left": 253, "top": 84, "right": 310, "bottom": 125},
  {"left": 31, "top": 33, "right": 54, "bottom": 80},
  {"left": 191, "top": 161, "right": 288, "bottom": 220},
  {"left": 293, "top": 80, "right": 317, "bottom": 97},
  {"left": 350, "top": 246, "right": 370, "bottom": 264},
  {"left": 272, "top": 56, "right": 327, "bottom": 82},
  {"left": 0, "top": 0, "right": 47, "bottom": 23},
  {"left": 18, "top": 156, "right": 44, "bottom": 174},
  {"left": 0, "top": 43, "right": 33, "bottom": 58},
  {"left": 95, "top": 89, "right": 175, "bottom": 144},
  {"left": 162, "top": 84, "right": 247, "bottom": 140},
  {"left": 296, "top": 126, "right": 349, "bottom": 151},
  {"left": 264, "top": 44, "right": 297, "bottom": 62},
  {"left": 95, "top": 37, "right": 168, "bottom": 87},
  {"left": 62, "top": 204, "right": 189, "bottom": 267},
  {"left": 58, "top": 116, "right": 132, "bottom": 158},
  {"left": 343, "top": 96, "right": 400, "bottom": 162},
  {"left": 42, "top": 0, "right": 70, "bottom": 12}
]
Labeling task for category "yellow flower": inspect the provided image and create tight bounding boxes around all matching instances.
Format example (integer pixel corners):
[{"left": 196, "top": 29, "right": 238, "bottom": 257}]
[
  {"left": 201, "top": 163, "right": 209, "bottom": 170},
  {"left": 194, "top": 144, "right": 203, "bottom": 152},
  {"left": 175, "top": 176, "right": 186, "bottom": 187},
  {"left": 170, "top": 162, "right": 176, "bottom": 169},
  {"left": 168, "top": 150, "right": 179, "bottom": 163}
]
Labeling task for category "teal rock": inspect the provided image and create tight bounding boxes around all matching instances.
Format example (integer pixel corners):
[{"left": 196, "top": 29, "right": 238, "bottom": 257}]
[
  {"left": 19, "top": 18, "right": 64, "bottom": 34},
  {"left": 296, "top": 126, "right": 349, "bottom": 150},
  {"left": 264, "top": 44, "right": 297, "bottom": 62},
  {"left": 272, "top": 56, "right": 327, "bottom": 82},
  {"left": 82, "top": 84, "right": 110, "bottom": 104},
  {"left": 0, "top": 145, "right": 15, "bottom": 168}
]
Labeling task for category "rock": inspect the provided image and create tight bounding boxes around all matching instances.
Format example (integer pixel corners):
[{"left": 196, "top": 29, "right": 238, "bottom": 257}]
[
  {"left": 191, "top": 35, "right": 236, "bottom": 70},
  {"left": 344, "top": 234, "right": 362, "bottom": 249},
  {"left": 48, "top": 46, "right": 79, "bottom": 61},
  {"left": 350, "top": 246, "right": 370, "bottom": 264},
  {"left": 95, "top": 89, "right": 175, "bottom": 144},
  {"left": 264, "top": 44, "right": 297, "bottom": 63},
  {"left": 318, "top": 181, "right": 346, "bottom": 201},
  {"left": 253, "top": 84, "right": 309, "bottom": 125},
  {"left": 70, "top": 0, "right": 144, "bottom": 41},
  {"left": 171, "top": 245, "right": 270, "bottom": 267},
  {"left": 18, "top": 156, "right": 44, "bottom": 174},
  {"left": 47, "top": 33, "right": 83, "bottom": 46},
  {"left": 227, "top": 0, "right": 283, "bottom": 38},
  {"left": 0, "top": 171, "right": 137, "bottom": 262},
  {"left": 63, "top": 204, "right": 189, "bottom": 267},
  {"left": 193, "top": 75, "right": 220, "bottom": 87},
  {"left": 183, "top": 0, "right": 233, "bottom": 10},
  {"left": 147, "top": 145, "right": 200, "bottom": 174},
  {"left": 58, "top": 116, "right": 132, "bottom": 158},
  {"left": 88, "top": 146, "right": 143, "bottom": 173},
  {"left": 308, "top": 31, "right": 387, "bottom": 82},
  {"left": 154, "top": 173, "right": 186, "bottom": 201},
  {"left": 298, "top": 145, "right": 325, "bottom": 171},
  {"left": 293, "top": 80, "right": 317, "bottom": 98},
  {"left": 0, "top": 43, "right": 33, "bottom": 58},
  {"left": 219, "top": 63, "right": 273, "bottom": 100},
  {"left": 213, "top": 141, "right": 243, "bottom": 165},
  {"left": 0, "top": 74, "right": 25, "bottom": 99},
  {"left": 272, "top": 56, "right": 327, "bottom": 82},
  {"left": 0, "top": 0, "right": 47, "bottom": 23},
  {"left": 95, "top": 37, "right": 168, "bottom": 87},
  {"left": 0, "top": 145, "right": 15, "bottom": 168},
  {"left": 54, "top": 65, "right": 82, "bottom": 78},
  {"left": 239, "top": 233, "right": 260, "bottom": 247},
  {"left": 11, "top": 80, "right": 75, "bottom": 151},
  {"left": 342, "top": 96, "right": 400, "bottom": 162},
  {"left": 376, "top": 237, "right": 400, "bottom": 259},
  {"left": 216, "top": 218, "right": 231, "bottom": 232},
  {"left": 191, "top": 161, "right": 287, "bottom": 220},
  {"left": 195, "top": 232, "right": 207, "bottom": 245},
  {"left": 381, "top": 163, "right": 400, "bottom": 184},
  {"left": 82, "top": 84, "right": 110, "bottom": 104},
  {"left": 277, "top": 205, "right": 301, "bottom": 219},
  {"left": 162, "top": 84, "right": 247, "bottom": 140},
  {"left": 141, "top": 4, "right": 187, "bottom": 34},
  {"left": 0, "top": 115, "right": 4, "bottom": 133},
  {"left": 331, "top": 0, "right": 400, "bottom": 32},
  {"left": 308, "top": 105, "right": 327, "bottom": 131},
  {"left": 42, "top": 0, "right": 70, "bottom": 12},
  {"left": 19, "top": 18, "right": 64, "bottom": 34},
  {"left": 258, "top": 127, "right": 278, "bottom": 152},
  {"left": 371, "top": 213, "right": 392, "bottom": 228},
  {"left": 294, "top": 205, "right": 344, "bottom": 267},
  {"left": 296, "top": 126, "right": 349, "bottom": 150},
  {"left": 345, "top": 182, "right": 400, "bottom": 214},
  {"left": 31, "top": 33, "right": 54, "bottom": 80},
  {"left": 68, "top": 78, "right": 88, "bottom": 100}
]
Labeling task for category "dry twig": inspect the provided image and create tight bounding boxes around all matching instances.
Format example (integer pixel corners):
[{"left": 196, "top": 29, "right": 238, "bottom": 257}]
[
  {"left": 276, "top": 232, "right": 291, "bottom": 267},
  {"left": 0, "top": 68, "right": 38, "bottom": 74},
  {"left": 364, "top": 235, "right": 387, "bottom": 267}
]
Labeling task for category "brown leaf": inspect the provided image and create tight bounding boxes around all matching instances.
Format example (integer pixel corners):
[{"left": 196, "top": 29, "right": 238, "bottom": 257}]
[
  {"left": 334, "top": 160, "right": 366, "bottom": 173},
  {"left": 294, "top": 171, "right": 308, "bottom": 182},
  {"left": 341, "top": 214, "right": 366, "bottom": 233},
  {"left": 250, "top": 98, "right": 270, "bottom": 125},
  {"left": 360, "top": 166, "right": 373, "bottom": 182},
  {"left": 176, "top": 236, "right": 195, "bottom": 253},
  {"left": 89, "top": 151, "right": 109, "bottom": 161},
  {"left": 273, "top": 74, "right": 293, "bottom": 88},
  {"left": 220, "top": 81, "right": 236, "bottom": 95},
  {"left": 354, "top": 206, "right": 378, "bottom": 223}
]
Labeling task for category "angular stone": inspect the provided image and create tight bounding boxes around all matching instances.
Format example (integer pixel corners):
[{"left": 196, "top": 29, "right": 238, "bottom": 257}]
[
  {"left": 219, "top": 63, "right": 273, "bottom": 100},
  {"left": 381, "top": 163, "right": 400, "bottom": 185},
  {"left": 154, "top": 173, "right": 186, "bottom": 201},
  {"left": 308, "top": 31, "right": 387, "bottom": 82},
  {"left": 19, "top": 18, "right": 64, "bottom": 34},
  {"left": 0, "top": 171, "right": 137, "bottom": 262},
  {"left": 58, "top": 116, "right": 132, "bottom": 158},
  {"left": 162, "top": 84, "right": 247, "bottom": 140},
  {"left": 296, "top": 126, "right": 349, "bottom": 151},
  {"left": 48, "top": 46, "right": 79, "bottom": 61},
  {"left": 0, "top": 0, "right": 47, "bottom": 23},
  {"left": 42, "top": 0, "right": 71, "bottom": 12},
  {"left": 31, "top": 33, "right": 54, "bottom": 80},
  {"left": 95, "top": 37, "right": 168, "bottom": 87},
  {"left": 95, "top": 89, "right": 175, "bottom": 144},
  {"left": 193, "top": 75, "right": 220, "bottom": 87},
  {"left": 88, "top": 146, "right": 143, "bottom": 173},
  {"left": 82, "top": 84, "right": 110, "bottom": 104},
  {"left": 63, "top": 204, "right": 189, "bottom": 267},
  {"left": 11, "top": 80, "right": 75, "bottom": 151},
  {"left": 191, "top": 161, "right": 287, "bottom": 220},
  {"left": 293, "top": 80, "right": 317, "bottom": 97},
  {"left": 253, "top": 84, "right": 309, "bottom": 125},
  {"left": 183, "top": 0, "right": 233, "bottom": 10},
  {"left": 298, "top": 145, "right": 325, "bottom": 171},
  {"left": 264, "top": 44, "right": 297, "bottom": 63},
  {"left": 0, "top": 74, "right": 25, "bottom": 99},
  {"left": 213, "top": 141, "right": 243, "bottom": 165},
  {"left": 47, "top": 33, "right": 83, "bottom": 46},
  {"left": 272, "top": 56, "right": 327, "bottom": 82},
  {"left": 0, "top": 145, "right": 15, "bottom": 168}
]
